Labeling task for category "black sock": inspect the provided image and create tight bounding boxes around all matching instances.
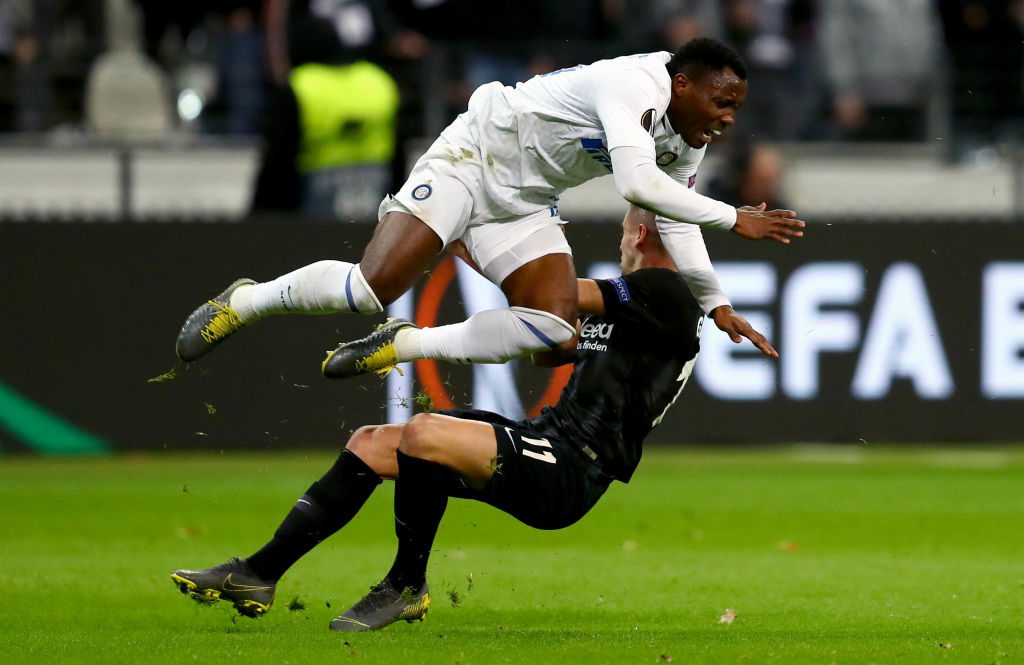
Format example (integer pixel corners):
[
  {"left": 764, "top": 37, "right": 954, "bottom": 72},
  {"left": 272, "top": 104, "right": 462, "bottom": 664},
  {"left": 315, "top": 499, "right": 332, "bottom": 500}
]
[
  {"left": 385, "top": 450, "right": 465, "bottom": 591},
  {"left": 246, "top": 449, "right": 382, "bottom": 581}
]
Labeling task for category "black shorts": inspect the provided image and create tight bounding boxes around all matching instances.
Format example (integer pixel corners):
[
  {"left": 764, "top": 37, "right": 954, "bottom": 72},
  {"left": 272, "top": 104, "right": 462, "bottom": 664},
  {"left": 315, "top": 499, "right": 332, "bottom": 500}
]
[{"left": 440, "top": 409, "right": 610, "bottom": 530}]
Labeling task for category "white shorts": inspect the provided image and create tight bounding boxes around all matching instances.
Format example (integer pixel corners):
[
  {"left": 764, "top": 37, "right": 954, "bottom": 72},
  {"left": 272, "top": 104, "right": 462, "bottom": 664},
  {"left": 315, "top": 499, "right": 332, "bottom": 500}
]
[
  {"left": 380, "top": 193, "right": 572, "bottom": 285},
  {"left": 378, "top": 116, "right": 572, "bottom": 285}
]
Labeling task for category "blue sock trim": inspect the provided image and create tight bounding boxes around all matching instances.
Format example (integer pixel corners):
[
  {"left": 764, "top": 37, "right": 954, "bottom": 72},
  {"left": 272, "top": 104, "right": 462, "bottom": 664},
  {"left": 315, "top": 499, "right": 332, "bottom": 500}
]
[
  {"left": 344, "top": 271, "right": 356, "bottom": 311},
  {"left": 516, "top": 315, "right": 557, "bottom": 348}
]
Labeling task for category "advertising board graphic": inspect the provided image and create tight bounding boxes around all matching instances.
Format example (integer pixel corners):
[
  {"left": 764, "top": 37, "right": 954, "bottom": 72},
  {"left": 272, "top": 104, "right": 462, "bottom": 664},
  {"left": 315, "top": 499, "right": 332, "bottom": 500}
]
[{"left": 1, "top": 218, "right": 1020, "bottom": 451}]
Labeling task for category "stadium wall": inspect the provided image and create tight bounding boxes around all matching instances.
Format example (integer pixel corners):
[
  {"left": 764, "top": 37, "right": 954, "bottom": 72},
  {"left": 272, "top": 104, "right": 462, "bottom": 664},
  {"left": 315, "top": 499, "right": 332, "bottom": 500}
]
[{"left": 1, "top": 217, "right": 1021, "bottom": 453}]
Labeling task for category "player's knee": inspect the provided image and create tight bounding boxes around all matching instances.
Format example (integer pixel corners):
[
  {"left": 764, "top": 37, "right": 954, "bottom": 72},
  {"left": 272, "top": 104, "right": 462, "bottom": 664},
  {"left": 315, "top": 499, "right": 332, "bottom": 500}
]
[
  {"left": 510, "top": 306, "right": 577, "bottom": 348},
  {"left": 506, "top": 292, "right": 577, "bottom": 328},
  {"left": 545, "top": 303, "right": 578, "bottom": 330},
  {"left": 398, "top": 413, "right": 447, "bottom": 462},
  {"left": 344, "top": 425, "right": 402, "bottom": 479},
  {"left": 502, "top": 254, "right": 578, "bottom": 325},
  {"left": 357, "top": 266, "right": 402, "bottom": 306},
  {"left": 360, "top": 212, "right": 443, "bottom": 304},
  {"left": 344, "top": 425, "right": 378, "bottom": 457}
]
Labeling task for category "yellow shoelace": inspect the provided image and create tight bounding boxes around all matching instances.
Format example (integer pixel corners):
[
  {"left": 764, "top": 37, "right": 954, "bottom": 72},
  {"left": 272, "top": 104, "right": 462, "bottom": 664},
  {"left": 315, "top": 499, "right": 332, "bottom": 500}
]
[
  {"left": 200, "top": 301, "right": 243, "bottom": 343},
  {"left": 356, "top": 344, "right": 405, "bottom": 378}
]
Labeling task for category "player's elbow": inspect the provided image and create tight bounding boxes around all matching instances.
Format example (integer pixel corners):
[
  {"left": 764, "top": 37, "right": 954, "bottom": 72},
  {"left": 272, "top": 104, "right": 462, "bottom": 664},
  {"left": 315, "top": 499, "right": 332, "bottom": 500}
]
[
  {"left": 613, "top": 162, "right": 662, "bottom": 210},
  {"left": 618, "top": 178, "right": 668, "bottom": 213},
  {"left": 612, "top": 168, "right": 641, "bottom": 203},
  {"left": 617, "top": 180, "right": 648, "bottom": 208}
]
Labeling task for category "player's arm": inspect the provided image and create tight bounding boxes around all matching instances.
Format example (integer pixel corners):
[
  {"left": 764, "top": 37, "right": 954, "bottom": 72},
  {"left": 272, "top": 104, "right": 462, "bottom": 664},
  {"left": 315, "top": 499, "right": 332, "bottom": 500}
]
[
  {"left": 593, "top": 81, "right": 741, "bottom": 232},
  {"left": 609, "top": 145, "right": 804, "bottom": 242},
  {"left": 653, "top": 218, "right": 729, "bottom": 313},
  {"left": 593, "top": 78, "right": 802, "bottom": 241},
  {"left": 593, "top": 74, "right": 743, "bottom": 231},
  {"left": 576, "top": 278, "right": 604, "bottom": 315},
  {"left": 648, "top": 214, "right": 776, "bottom": 356}
]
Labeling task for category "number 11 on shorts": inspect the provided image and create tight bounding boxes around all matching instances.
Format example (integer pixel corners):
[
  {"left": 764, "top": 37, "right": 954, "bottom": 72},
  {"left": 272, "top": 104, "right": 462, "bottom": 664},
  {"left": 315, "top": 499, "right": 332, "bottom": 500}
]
[{"left": 521, "top": 435, "right": 557, "bottom": 464}]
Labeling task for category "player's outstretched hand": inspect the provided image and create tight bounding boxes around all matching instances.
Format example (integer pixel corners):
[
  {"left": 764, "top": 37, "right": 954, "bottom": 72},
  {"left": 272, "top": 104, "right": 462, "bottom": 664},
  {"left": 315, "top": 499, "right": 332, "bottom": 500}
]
[
  {"left": 732, "top": 202, "right": 805, "bottom": 244},
  {"left": 711, "top": 305, "right": 778, "bottom": 358}
]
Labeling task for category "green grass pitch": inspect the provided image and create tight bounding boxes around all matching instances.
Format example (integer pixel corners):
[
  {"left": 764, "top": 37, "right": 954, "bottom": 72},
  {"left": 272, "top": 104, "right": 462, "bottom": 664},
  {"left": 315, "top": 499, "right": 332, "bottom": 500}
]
[{"left": 2, "top": 445, "right": 1023, "bottom": 664}]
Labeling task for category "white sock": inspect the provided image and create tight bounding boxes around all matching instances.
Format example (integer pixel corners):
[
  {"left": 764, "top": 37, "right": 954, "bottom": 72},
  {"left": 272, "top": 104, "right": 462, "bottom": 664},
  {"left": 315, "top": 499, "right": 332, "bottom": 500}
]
[
  {"left": 230, "top": 261, "right": 382, "bottom": 321},
  {"left": 227, "top": 283, "right": 257, "bottom": 321},
  {"left": 412, "top": 307, "right": 575, "bottom": 364},
  {"left": 393, "top": 327, "right": 425, "bottom": 361}
]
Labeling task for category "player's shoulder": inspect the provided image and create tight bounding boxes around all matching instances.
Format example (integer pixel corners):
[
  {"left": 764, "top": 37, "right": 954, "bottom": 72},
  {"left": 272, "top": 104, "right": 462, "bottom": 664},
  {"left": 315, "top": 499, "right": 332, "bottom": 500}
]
[
  {"left": 624, "top": 267, "right": 690, "bottom": 296},
  {"left": 603, "top": 268, "right": 698, "bottom": 313},
  {"left": 594, "top": 52, "right": 671, "bottom": 84},
  {"left": 598, "top": 270, "right": 697, "bottom": 339},
  {"left": 624, "top": 51, "right": 672, "bottom": 68}
]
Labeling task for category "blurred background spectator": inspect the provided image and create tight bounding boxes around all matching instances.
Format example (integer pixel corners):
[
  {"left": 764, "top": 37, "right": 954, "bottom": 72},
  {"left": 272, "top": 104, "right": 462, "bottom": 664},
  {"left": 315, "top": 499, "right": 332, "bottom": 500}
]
[
  {"left": 706, "top": 141, "right": 788, "bottom": 210},
  {"left": 607, "top": 0, "right": 819, "bottom": 142},
  {"left": 0, "top": 0, "right": 20, "bottom": 131},
  {"left": 719, "top": 0, "right": 819, "bottom": 141},
  {"left": 2, "top": 0, "right": 105, "bottom": 132},
  {"left": 215, "top": 3, "right": 267, "bottom": 136},
  {"left": 937, "top": 0, "right": 1024, "bottom": 153},
  {"left": 388, "top": 0, "right": 612, "bottom": 122},
  {"left": 820, "top": 0, "right": 944, "bottom": 142},
  {"left": 131, "top": 0, "right": 267, "bottom": 135},
  {"left": 606, "top": 0, "right": 721, "bottom": 53},
  {"left": 249, "top": 0, "right": 425, "bottom": 216}
]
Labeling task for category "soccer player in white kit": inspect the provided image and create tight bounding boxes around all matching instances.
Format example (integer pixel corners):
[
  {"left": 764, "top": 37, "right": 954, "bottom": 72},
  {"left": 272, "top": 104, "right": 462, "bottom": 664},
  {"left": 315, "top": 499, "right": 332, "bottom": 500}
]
[{"left": 175, "top": 38, "right": 804, "bottom": 374}]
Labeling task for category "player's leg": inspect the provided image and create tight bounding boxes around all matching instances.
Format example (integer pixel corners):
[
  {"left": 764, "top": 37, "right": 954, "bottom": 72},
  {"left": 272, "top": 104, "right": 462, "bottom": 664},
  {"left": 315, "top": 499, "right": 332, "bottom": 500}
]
[
  {"left": 174, "top": 211, "right": 444, "bottom": 362},
  {"left": 358, "top": 211, "right": 445, "bottom": 304},
  {"left": 236, "top": 210, "right": 444, "bottom": 319},
  {"left": 239, "top": 211, "right": 443, "bottom": 314},
  {"left": 243, "top": 426, "right": 400, "bottom": 581},
  {"left": 408, "top": 212, "right": 579, "bottom": 364},
  {"left": 323, "top": 214, "right": 578, "bottom": 377},
  {"left": 330, "top": 413, "right": 497, "bottom": 631},
  {"left": 331, "top": 411, "right": 611, "bottom": 632},
  {"left": 175, "top": 127, "right": 479, "bottom": 363},
  {"left": 171, "top": 425, "right": 400, "bottom": 617},
  {"left": 394, "top": 412, "right": 500, "bottom": 488},
  {"left": 410, "top": 250, "right": 578, "bottom": 363}
]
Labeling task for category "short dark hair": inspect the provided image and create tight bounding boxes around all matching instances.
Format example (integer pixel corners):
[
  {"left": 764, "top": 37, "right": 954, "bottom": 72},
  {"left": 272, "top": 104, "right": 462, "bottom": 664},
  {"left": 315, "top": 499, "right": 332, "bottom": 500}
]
[{"left": 667, "top": 38, "right": 748, "bottom": 81}]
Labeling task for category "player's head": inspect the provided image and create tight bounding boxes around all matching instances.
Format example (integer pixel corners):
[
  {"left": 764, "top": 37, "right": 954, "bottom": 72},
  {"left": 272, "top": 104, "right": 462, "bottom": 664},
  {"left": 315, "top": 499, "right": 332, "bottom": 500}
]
[
  {"left": 619, "top": 206, "right": 676, "bottom": 275},
  {"left": 665, "top": 38, "right": 748, "bottom": 149}
]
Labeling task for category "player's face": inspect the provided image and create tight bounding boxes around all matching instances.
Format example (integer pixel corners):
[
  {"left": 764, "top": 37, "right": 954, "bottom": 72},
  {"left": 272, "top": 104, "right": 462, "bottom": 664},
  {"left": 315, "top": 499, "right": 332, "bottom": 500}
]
[{"left": 666, "top": 68, "right": 747, "bottom": 149}]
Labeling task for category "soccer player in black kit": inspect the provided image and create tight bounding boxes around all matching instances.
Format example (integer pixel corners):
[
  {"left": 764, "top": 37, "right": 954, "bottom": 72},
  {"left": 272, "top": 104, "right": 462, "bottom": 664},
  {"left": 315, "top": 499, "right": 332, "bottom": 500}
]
[{"left": 170, "top": 205, "right": 776, "bottom": 631}]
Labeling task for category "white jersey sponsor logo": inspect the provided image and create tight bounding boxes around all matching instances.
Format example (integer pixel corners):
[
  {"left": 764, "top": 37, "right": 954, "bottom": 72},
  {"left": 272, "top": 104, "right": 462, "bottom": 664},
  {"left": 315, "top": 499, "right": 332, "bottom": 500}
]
[
  {"left": 580, "top": 322, "right": 614, "bottom": 339},
  {"left": 578, "top": 321, "right": 614, "bottom": 353}
]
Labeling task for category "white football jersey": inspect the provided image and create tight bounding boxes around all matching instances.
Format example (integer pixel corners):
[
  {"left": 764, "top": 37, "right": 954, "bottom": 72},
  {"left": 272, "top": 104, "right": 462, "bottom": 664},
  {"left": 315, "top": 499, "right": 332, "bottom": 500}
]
[
  {"left": 445, "top": 52, "right": 708, "bottom": 215},
  {"left": 421, "top": 51, "right": 733, "bottom": 313}
]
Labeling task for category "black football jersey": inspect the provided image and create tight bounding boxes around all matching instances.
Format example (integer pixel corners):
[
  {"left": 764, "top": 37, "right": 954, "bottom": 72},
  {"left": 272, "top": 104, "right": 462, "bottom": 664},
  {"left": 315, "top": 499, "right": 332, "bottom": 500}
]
[{"left": 527, "top": 268, "right": 704, "bottom": 482}]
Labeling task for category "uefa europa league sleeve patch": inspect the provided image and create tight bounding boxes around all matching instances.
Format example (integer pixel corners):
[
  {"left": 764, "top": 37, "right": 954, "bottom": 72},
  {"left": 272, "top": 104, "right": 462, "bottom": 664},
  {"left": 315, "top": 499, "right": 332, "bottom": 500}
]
[
  {"left": 640, "top": 108, "right": 656, "bottom": 136},
  {"left": 609, "top": 277, "right": 632, "bottom": 303}
]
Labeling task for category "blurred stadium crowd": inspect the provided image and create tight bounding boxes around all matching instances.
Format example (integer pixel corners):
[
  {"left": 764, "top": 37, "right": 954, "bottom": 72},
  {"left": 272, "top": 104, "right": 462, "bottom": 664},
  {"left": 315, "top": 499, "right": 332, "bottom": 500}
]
[{"left": 0, "top": 0, "right": 1021, "bottom": 215}]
